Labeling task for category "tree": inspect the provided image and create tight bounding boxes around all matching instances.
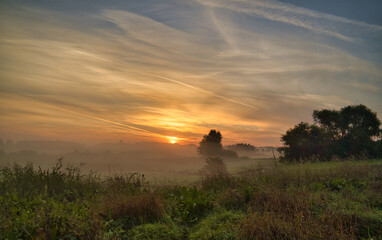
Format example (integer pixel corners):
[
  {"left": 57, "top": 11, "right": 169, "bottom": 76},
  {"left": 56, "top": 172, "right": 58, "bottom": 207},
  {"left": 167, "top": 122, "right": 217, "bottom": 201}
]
[
  {"left": 279, "top": 122, "right": 328, "bottom": 162},
  {"left": 281, "top": 104, "right": 381, "bottom": 161},
  {"left": 226, "top": 143, "right": 256, "bottom": 152},
  {"left": 197, "top": 130, "right": 223, "bottom": 157},
  {"left": 313, "top": 104, "right": 381, "bottom": 157},
  {"left": 313, "top": 109, "right": 341, "bottom": 140},
  {"left": 203, "top": 157, "right": 228, "bottom": 177}
]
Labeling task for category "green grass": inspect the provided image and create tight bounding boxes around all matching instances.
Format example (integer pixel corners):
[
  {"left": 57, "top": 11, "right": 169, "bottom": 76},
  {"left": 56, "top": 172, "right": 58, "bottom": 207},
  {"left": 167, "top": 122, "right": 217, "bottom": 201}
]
[{"left": 1, "top": 159, "right": 381, "bottom": 239}]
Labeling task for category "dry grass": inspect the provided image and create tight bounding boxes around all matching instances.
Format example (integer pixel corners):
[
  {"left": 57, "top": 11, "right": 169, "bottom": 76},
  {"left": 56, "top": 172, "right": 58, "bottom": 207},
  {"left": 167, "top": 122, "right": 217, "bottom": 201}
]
[
  {"left": 239, "top": 211, "right": 357, "bottom": 240},
  {"left": 240, "top": 188, "right": 358, "bottom": 240},
  {"left": 100, "top": 194, "right": 163, "bottom": 225}
]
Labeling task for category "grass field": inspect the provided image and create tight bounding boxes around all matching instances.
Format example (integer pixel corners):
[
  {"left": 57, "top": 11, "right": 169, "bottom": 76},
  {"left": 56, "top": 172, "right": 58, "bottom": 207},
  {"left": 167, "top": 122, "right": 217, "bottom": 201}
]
[{"left": 1, "top": 158, "right": 381, "bottom": 239}]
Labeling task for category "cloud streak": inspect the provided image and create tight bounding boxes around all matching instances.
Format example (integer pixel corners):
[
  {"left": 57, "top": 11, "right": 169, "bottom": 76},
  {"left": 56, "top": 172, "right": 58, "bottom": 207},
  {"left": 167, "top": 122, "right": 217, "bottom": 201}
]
[
  {"left": 196, "top": 0, "right": 382, "bottom": 42},
  {"left": 0, "top": 1, "right": 381, "bottom": 145}
]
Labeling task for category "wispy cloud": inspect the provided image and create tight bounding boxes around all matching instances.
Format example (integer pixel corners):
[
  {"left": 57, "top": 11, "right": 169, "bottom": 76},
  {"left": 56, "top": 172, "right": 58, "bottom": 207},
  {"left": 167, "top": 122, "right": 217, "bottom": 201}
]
[
  {"left": 0, "top": 2, "right": 381, "bottom": 145},
  {"left": 196, "top": 0, "right": 382, "bottom": 42}
]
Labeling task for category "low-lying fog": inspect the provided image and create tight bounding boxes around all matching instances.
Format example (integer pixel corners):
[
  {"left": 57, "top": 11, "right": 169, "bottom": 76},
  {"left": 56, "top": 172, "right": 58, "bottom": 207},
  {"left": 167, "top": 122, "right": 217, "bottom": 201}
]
[{"left": 0, "top": 140, "right": 276, "bottom": 183}]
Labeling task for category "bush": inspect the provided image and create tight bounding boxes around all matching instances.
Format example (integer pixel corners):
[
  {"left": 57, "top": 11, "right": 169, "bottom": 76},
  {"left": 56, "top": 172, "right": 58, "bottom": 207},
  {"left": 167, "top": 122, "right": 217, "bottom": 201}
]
[
  {"left": 0, "top": 195, "right": 101, "bottom": 239},
  {"left": 189, "top": 211, "right": 245, "bottom": 240},
  {"left": 166, "top": 186, "right": 212, "bottom": 225}
]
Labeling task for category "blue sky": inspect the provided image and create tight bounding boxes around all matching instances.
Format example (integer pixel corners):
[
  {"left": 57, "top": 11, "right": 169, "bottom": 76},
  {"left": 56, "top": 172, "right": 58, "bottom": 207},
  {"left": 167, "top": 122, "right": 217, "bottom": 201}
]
[{"left": 0, "top": 0, "right": 381, "bottom": 145}]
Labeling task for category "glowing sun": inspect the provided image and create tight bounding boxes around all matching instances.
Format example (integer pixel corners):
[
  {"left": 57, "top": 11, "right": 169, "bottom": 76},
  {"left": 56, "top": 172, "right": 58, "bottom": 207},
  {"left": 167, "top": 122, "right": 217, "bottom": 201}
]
[{"left": 168, "top": 136, "right": 178, "bottom": 144}]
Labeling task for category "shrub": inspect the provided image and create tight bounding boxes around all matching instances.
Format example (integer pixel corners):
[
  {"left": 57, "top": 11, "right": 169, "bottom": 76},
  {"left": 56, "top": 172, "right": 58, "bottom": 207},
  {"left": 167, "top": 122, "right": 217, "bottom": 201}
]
[
  {"left": 0, "top": 195, "right": 101, "bottom": 239},
  {"left": 324, "top": 177, "right": 367, "bottom": 191},
  {"left": 166, "top": 186, "right": 212, "bottom": 225},
  {"left": 189, "top": 211, "right": 245, "bottom": 240}
]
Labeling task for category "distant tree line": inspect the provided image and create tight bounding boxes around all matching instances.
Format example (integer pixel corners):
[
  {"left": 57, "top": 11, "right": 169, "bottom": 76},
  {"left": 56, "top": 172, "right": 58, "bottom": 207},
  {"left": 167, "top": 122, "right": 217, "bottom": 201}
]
[
  {"left": 226, "top": 143, "right": 256, "bottom": 152},
  {"left": 279, "top": 104, "right": 382, "bottom": 162}
]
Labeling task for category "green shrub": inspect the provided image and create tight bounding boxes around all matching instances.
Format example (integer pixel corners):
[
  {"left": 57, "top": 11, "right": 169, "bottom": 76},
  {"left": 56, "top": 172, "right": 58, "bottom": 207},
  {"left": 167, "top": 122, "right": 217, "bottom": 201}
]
[
  {"left": 324, "top": 177, "right": 367, "bottom": 191},
  {"left": 0, "top": 195, "right": 101, "bottom": 239},
  {"left": 189, "top": 211, "right": 245, "bottom": 240},
  {"left": 167, "top": 186, "right": 212, "bottom": 225}
]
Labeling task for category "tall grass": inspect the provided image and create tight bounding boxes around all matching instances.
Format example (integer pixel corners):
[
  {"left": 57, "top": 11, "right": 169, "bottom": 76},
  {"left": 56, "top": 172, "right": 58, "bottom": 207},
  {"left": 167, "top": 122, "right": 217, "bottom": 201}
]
[{"left": 1, "top": 159, "right": 381, "bottom": 239}]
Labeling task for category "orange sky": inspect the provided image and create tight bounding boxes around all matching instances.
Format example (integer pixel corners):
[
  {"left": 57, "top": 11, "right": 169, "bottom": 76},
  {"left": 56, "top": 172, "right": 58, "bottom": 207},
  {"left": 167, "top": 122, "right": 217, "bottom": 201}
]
[{"left": 0, "top": 1, "right": 381, "bottom": 146}]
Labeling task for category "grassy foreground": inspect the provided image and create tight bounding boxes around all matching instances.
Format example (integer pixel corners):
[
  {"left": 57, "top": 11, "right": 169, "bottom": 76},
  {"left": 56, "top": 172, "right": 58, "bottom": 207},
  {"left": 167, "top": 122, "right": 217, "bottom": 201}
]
[{"left": 1, "top": 159, "right": 381, "bottom": 239}]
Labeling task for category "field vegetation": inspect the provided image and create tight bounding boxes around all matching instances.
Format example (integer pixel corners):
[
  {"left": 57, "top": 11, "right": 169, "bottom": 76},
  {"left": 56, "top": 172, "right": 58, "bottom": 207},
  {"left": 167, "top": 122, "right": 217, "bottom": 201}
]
[{"left": 1, "top": 158, "right": 381, "bottom": 239}]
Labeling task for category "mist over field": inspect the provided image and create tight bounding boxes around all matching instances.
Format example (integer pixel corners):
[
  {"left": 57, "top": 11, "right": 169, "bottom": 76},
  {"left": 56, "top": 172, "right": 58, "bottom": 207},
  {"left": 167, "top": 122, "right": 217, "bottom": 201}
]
[{"left": 0, "top": 139, "right": 275, "bottom": 182}]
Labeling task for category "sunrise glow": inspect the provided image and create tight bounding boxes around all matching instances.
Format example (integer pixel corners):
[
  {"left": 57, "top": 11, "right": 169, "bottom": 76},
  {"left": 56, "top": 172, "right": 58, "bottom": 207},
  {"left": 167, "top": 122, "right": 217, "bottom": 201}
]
[
  {"left": 0, "top": 0, "right": 381, "bottom": 146},
  {"left": 168, "top": 137, "right": 179, "bottom": 144}
]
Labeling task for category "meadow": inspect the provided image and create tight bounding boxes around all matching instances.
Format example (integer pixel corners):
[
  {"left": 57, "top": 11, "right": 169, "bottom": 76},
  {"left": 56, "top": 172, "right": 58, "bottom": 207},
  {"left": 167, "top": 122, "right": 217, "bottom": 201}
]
[{"left": 1, "top": 158, "right": 381, "bottom": 240}]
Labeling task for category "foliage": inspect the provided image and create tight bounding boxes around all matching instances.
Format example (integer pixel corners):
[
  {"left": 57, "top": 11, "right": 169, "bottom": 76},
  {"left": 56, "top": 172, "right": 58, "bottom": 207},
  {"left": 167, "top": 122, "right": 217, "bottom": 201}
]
[
  {"left": 1, "top": 159, "right": 382, "bottom": 239},
  {"left": 1, "top": 195, "right": 101, "bottom": 239},
  {"left": 198, "top": 130, "right": 224, "bottom": 156},
  {"left": 279, "top": 122, "right": 328, "bottom": 162},
  {"left": 226, "top": 143, "right": 256, "bottom": 152},
  {"left": 166, "top": 186, "right": 212, "bottom": 225},
  {"left": 0, "top": 160, "right": 101, "bottom": 201},
  {"left": 189, "top": 211, "right": 245, "bottom": 240},
  {"left": 198, "top": 130, "right": 239, "bottom": 158},
  {"left": 280, "top": 104, "right": 382, "bottom": 162}
]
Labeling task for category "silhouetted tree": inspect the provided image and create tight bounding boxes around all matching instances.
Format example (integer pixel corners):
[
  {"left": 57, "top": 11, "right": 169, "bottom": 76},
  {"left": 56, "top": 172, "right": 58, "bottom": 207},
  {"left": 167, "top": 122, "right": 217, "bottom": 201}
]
[
  {"left": 281, "top": 104, "right": 381, "bottom": 162},
  {"left": 313, "top": 109, "right": 342, "bottom": 141},
  {"left": 279, "top": 122, "right": 328, "bottom": 162},
  {"left": 198, "top": 130, "right": 223, "bottom": 156},
  {"left": 314, "top": 104, "right": 381, "bottom": 158},
  {"left": 226, "top": 143, "right": 256, "bottom": 151}
]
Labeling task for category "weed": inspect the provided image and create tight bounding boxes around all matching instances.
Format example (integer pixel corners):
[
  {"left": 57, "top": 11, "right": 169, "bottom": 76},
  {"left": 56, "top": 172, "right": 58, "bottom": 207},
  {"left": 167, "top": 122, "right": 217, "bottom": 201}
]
[
  {"left": 166, "top": 186, "right": 212, "bottom": 225},
  {"left": 189, "top": 210, "right": 245, "bottom": 240}
]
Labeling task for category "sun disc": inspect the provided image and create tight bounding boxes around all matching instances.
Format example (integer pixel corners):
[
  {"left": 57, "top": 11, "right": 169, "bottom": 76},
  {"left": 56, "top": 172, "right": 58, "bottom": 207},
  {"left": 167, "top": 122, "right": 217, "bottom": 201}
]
[{"left": 168, "top": 136, "right": 178, "bottom": 144}]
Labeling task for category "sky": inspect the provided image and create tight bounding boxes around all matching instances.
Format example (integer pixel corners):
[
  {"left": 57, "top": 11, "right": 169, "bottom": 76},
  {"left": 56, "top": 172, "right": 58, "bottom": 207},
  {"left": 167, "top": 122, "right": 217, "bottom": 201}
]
[{"left": 0, "top": 0, "right": 381, "bottom": 146}]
